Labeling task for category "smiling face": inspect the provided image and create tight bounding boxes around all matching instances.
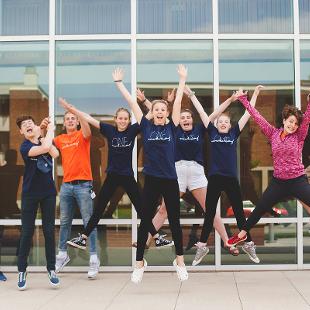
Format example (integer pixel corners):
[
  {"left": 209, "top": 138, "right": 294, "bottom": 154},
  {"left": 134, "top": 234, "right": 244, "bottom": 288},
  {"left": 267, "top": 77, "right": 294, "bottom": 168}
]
[
  {"left": 152, "top": 101, "right": 169, "bottom": 125},
  {"left": 180, "top": 111, "right": 193, "bottom": 131},
  {"left": 115, "top": 110, "right": 130, "bottom": 132},
  {"left": 63, "top": 112, "right": 79, "bottom": 133},
  {"left": 216, "top": 114, "right": 231, "bottom": 134},
  {"left": 19, "top": 119, "right": 37, "bottom": 139},
  {"left": 283, "top": 115, "right": 299, "bottom": 135}
]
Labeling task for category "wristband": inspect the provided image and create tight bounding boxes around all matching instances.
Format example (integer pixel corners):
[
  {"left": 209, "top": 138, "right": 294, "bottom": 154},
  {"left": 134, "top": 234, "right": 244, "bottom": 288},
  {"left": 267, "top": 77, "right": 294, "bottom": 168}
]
[{"left": 114, "top": 80, "right": 122, "bottom": 83}]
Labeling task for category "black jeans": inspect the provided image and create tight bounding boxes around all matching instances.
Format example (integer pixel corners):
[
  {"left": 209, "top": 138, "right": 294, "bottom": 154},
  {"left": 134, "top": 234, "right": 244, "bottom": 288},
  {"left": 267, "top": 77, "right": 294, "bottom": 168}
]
[
  {"left": 246, "top": 175, "right": 310, "bottom": 231},
  {"left": 136, "top": 175, "right": 183, "bottom": 261},
  {"left": 84, "top": 173, "right": 158, "bottom": 237},
  {"left": 200, "top": 175, "right": 252, "bottom": 243},
  {"left": 18, "top": 194, "right": 56, "bottom": 272}
]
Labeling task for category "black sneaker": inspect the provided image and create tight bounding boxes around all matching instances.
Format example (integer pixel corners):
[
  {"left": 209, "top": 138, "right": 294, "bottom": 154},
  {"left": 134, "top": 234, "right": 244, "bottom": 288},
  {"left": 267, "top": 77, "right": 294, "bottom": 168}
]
[
  {"left": 67, "top": 233, "right": 87, "bottom": 250},
  {"left": 155, "top": 235, "right": 174, "bottom": 248}
]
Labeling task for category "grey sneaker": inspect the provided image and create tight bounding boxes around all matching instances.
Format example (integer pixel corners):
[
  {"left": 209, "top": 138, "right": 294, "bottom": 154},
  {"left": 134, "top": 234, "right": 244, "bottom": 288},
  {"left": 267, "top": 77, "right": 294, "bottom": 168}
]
[
  {"left": 242, "top": 241, "right": 260, "bottom": 264},
  {"left": 192, "top": 246, "right": 209, "bottom": 266},
  {"left": 55, "top": 254, "right": 70, "bottom": 273}
]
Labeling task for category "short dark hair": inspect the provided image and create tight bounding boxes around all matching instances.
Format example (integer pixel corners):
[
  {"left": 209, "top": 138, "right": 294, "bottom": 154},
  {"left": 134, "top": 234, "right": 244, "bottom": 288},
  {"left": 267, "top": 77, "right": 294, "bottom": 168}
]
[
  {"left": 180, "top": 109, "right": 193, "bottom": 117},
  {"left": 282, "top": 105, "right": 303, "bottom": 126},
  {"left": 16, "top": 116, "right": 35, "bottom": 129}
]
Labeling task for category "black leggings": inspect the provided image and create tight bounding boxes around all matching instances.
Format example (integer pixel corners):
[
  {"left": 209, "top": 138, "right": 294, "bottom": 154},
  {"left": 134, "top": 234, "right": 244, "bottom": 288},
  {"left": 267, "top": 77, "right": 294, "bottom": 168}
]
[
  {"left": 200, "top": 175, "right": 252, "bottom": 243},
  {"left": 136, "top": 175, "right": 183, "bottom": 261},
  {"left": 84, "top": 173, "right": 158, "bottom": 237},
  {"left": 246, "top": 174, "right": 310, "bottom": 231}
]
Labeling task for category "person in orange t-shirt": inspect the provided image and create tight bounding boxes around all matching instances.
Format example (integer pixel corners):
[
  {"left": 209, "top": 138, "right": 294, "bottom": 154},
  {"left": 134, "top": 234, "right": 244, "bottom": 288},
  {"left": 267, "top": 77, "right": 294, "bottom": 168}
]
[{"left": 53, "top": 101, "right": 99, "bottom": 279}]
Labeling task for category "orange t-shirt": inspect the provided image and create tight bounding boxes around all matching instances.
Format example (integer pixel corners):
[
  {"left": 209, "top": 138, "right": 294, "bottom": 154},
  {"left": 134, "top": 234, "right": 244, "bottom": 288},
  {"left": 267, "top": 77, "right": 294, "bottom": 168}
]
[{"left": 54, "top": 130, "right": 93, "bottom": 182}]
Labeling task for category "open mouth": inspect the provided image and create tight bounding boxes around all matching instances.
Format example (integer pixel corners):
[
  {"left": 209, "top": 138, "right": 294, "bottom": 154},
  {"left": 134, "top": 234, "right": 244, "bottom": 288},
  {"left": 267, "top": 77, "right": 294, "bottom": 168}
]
[{"left": 26, "top": 128, "right": 33, "bottom": 133}]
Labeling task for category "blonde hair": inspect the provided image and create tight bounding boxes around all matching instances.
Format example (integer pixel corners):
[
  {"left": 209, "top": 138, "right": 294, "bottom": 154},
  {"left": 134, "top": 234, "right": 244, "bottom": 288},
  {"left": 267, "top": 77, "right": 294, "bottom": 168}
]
[
  {"left": 115, "top": 107, "right": 131, "bottom": 120},
  {"left": 151, "top": 99, "right": 169, "bottom": 111}
]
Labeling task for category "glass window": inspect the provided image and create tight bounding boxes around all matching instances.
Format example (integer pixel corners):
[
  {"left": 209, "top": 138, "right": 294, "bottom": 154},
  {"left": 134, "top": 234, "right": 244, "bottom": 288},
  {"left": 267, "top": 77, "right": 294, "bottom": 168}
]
[
  {"left": 0, "top": 0, "right": 49, "bottom": 35},
  {"left": 300, "top": 0, "right": 310, "bottom": 33},
  {"left": 56, "top": 0, "right": 131, "bottom": 35},
  {"left": 55, "top": 40, "right": 131, "bottom": 219},
  {"left": 137, "top": 40, "right": 213, "bottom": 219},
  {"left": 0, "top": 42, "right": 49, "bottom": 219},
  {"left": 137, "top": 0, "right": 212, "bottom": 33},
  {"left": 300, "top": 41, "right": 310, "bottom": 217},
  {"left": 219, "top": 40, "right": 295, "bottom": 218},
  {"left": 219, "top": 0, "right": 293, "bottom": 33}
]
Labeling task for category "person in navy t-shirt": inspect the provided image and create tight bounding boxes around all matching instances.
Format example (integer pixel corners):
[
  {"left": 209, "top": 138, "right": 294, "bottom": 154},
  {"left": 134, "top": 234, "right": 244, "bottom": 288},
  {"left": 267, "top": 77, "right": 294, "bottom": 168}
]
[
  {"left": 113, "top": 65, "right": 189, "bottom": 283},
  {"left": 58, "top": 101, "right": 172, "bottom": 251},
  {"left": 193, "top": 86, "right": 264, "bottom": 266},
  {"left": 16, "top": 115, "right": 59, "bottom": 290}
]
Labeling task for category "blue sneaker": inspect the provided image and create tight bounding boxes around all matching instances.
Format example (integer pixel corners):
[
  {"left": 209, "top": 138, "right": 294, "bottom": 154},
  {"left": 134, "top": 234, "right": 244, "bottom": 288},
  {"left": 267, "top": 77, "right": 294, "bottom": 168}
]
[
  {"left": 17, "top": 271, "right": 27, "bottom": 290},
  {"left": 48, "top": 270, "right": 60, "bottom": 287},
  {"left": 0, "top": 271, "right": 7, "bottom": 281}
]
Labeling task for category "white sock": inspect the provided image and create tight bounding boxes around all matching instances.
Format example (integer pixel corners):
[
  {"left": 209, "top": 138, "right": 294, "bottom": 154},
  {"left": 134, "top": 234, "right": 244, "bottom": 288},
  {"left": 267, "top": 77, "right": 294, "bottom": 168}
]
[
  {"left": 90, "top": 254, "right": 98, "bottom": 262},
  {"left": 58, "top": 250, "right": 67, "bottom": 258}
]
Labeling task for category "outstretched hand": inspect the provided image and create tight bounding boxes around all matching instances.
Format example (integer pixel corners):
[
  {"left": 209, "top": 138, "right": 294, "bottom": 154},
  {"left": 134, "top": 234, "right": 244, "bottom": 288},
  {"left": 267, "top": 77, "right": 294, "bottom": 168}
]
[
  {"left": 112, "top": 67, "right": 124, "bottom": 82},
  {"left": 167, "top": 88, "right": 176, "bottom": 102},
  {"left": 235, "top": 88, "right": 248, "bottom": 98},
  {"left": 254, "top": 85, "right": 264, "bottom": 96},
  {"left": 59, "top": 97, "right": 73, "bottom": 111},
  {"left": 39, "top": 117, "right": 50, "bottom": 130},
  {"left": 177, "top": 64, "right": 187, "bottom": 80},
  {"left": 136, "top": 88, "right": 145, "bottom": 102}
]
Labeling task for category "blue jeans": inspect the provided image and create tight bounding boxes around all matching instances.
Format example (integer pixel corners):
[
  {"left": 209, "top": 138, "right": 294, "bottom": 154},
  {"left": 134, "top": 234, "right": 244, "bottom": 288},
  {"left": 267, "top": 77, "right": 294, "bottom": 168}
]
[
  {"left": 58, "top": 181, "right": 97, "bottom": 255},
  {"left": 18, "top": 193, "right": 56, "bottom": 272}
]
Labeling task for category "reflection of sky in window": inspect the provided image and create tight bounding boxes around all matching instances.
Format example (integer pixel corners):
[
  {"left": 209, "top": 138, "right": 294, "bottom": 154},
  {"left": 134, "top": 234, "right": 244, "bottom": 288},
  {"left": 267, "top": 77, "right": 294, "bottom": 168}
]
[
  {"left": 219, "top": 0, "right": 293, "bottom": 33},
  {"left": 301, "top": 41, "right": 310, "bottom": 81},
  {"left": 137, "top": 0, "right": 212, "bottom": 33},
  {"left": 55, "top": 41, "right": 131, "bottom": 116},
  {"left": 0, "top": 42, "right": 48, "bottom": 93},
  {"left": 219, "top": 41, "right": 294, "bottom": 85},
  {"left": 300, "top": 0, "right": 310, "bottom": 33},
  {"left": 137, "top": 40, "right": 213, "bottom": 83}
]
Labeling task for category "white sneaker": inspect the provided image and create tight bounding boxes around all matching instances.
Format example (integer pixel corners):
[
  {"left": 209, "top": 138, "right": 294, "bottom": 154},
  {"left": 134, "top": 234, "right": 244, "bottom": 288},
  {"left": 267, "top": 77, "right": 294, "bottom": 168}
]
[
  {"left": 88, "top": 257, "right": 100, "bottom": 279},
  {"left": 173, "top": 259, "right": 188, "bottom": 282},
  {"left": 131, "top": 259, "right": 147, "bottom": 284},
  {"left": 55, "top": 253, "right": 70, "bottom": 273},
  {"left": 242, "top": 241, "right": 260, "bottom": 264}
]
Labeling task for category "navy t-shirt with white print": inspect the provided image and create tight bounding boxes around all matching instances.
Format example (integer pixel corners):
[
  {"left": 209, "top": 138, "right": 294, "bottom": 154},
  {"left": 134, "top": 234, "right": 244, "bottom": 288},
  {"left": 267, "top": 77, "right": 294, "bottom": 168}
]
[
  {"left": 140, "top": 116, "right": 177, "bottom": 179},
  {"left": 99, "top": 122, "right": 140, "bottom": 176},
  {"left": 20, "top": 139, "right": 56, "bottom": 196},
  {"left": 207, "top": 122, "right": 241, "bottom": 178},
  {"left": 175, "top": 123, "right": 207, "bottom": 166}
]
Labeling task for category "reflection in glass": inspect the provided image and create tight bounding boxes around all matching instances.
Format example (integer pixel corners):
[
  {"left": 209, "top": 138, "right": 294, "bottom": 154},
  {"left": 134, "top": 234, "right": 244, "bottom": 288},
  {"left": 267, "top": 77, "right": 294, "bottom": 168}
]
[
  {"left": 219, "top": 0, "right": 293, "bottom": 33},
  {"left": 137, "top": 40, "right": 213, "bottom": 219},
  {"left": 300, "top": 41, "right": 310, "bottom": 216},
  {"left": 219, "top": 40, "right": 295, "bottom": 217},
  {"left": 0, "top": 42, "right": 49, "bottom": 219},
  {"left": 137, "top": 0, "right": 212, "bottom": 33},
  {"left": 0, "top": 226, "right": 20, "bottom": 267},
  {"left": 222, "top": 223, "right": 297, "bottom": 264},
  {"left": 0, "top": 0, "right": 49, "bottom": 35},
  {"left": 300, "top": 0, "right": 310, "bottom": 33},
  {"left": 55, "top": 40, "right": 132, "bottom": 219},
  {"left": 56, "top": 0, "right": 130, "bottom": 34}
]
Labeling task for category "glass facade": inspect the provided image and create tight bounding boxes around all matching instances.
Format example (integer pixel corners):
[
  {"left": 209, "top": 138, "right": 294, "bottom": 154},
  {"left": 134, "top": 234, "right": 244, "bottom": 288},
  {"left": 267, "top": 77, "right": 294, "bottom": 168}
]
[{"left": 0, "top": 0, "right": 309, "bottom": 271}]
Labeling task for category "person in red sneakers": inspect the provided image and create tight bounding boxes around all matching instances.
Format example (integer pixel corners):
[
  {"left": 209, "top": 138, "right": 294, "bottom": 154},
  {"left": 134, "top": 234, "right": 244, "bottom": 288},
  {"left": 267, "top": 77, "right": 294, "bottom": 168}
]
[
  {"left": 193, "top": 86, "right": 263, "bottom": 266},
  {"left": 228, "top": 90, "right": 310, "bottom": 248}
]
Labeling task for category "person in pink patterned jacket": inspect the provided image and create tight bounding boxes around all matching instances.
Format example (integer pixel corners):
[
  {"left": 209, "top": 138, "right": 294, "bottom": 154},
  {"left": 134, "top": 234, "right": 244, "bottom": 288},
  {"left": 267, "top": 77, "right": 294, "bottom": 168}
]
[{"left": 228, "top": 89, "right": 310, "bottom": 247}]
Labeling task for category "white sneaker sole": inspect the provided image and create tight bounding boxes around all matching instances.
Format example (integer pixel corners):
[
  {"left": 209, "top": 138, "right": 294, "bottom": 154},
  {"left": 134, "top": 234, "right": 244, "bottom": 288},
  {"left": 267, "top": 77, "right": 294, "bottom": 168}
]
[
  {"left": 67, "top": 241, "right": 86, "bottom": 250},
  {"left": 18, "top": 284, "right": 27, "bottom": 291},
  {"left": 241, "top": 247, "right": 260, "bottom": 264},
  {"left": 156, "top": 241, "right": 174, "bottom": 249},
  {"left": 49, "top": 281, "right": 60, "bottom": 288}
]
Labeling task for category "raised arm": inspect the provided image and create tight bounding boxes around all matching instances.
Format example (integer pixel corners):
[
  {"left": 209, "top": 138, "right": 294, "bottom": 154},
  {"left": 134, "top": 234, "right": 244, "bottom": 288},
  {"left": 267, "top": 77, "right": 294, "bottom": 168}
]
[
  {"left": 113, "top": 68, "right": 143, "bottom": 124},
  {"left": 59, "top": 97, "right": 100, "bottom": 129},
  {"left": 297, "top": 94, "right": 310, "bottom": 142},
  {"left": 172, "top": 64, "right": 187, "bottom": 126},
  {"left": 136, "top": 88, "right": 152, "bottom": 111},
  {"left": 184, "top": 85, "right": 210, "bottom": 128},
  {"left": 237, "top": 89, "right": 276, "bottom": 139},
  {"left": 238, "top": 85, "right": 264, "bottom": 131},
  {"left": 28, "top": 122, "right": 55, "bottom": 157}
]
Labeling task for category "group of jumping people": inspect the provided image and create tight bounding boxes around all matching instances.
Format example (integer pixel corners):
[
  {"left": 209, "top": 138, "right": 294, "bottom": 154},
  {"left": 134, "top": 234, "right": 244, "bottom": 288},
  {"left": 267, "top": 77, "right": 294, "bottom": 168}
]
[{"left": 14, "top": 64, "right": 310, "bottom": 289}]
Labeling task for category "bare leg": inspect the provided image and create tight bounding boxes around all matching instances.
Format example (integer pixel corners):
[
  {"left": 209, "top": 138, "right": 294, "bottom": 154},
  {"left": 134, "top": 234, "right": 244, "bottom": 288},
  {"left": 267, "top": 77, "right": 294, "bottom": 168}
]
[{"left": 191, "top": 187, "right": 228, "bottom": 243}]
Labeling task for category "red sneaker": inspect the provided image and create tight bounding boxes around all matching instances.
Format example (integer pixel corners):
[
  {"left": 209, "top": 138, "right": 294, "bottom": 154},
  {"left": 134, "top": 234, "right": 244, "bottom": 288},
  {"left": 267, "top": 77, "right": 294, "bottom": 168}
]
[{"left": 227, "top": 233, "right": 247, "bottom": 246}]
